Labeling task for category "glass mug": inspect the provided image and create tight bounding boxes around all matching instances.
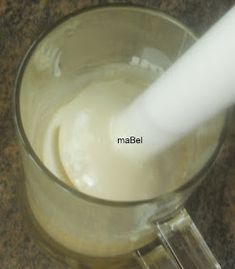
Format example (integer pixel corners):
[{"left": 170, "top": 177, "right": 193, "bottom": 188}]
[{"left": 13, "top": 6, "right": 226, "bottom": 269}]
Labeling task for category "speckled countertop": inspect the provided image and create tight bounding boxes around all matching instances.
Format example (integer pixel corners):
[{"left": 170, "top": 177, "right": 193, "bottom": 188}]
[{"left": 0, "top": 0, "right": 235, "bottom": 268}]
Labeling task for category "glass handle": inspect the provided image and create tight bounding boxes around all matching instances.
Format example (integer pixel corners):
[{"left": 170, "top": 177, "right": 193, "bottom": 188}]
[{"left": 135, "top": 209, "right": 221, "bottom": 269}]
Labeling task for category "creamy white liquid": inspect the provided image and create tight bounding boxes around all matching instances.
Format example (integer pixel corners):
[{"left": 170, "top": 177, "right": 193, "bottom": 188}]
[
  {"left": 23, "top": 63, "right": 223, "bottom": 257},
  {"left": 42, "top": 64, "right": 195, "bottom": 201}
]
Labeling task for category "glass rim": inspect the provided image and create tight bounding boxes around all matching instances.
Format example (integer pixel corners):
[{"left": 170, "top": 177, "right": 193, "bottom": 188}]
[{"left": 13, "top": 4, "right": 227, "bottom": 207}]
